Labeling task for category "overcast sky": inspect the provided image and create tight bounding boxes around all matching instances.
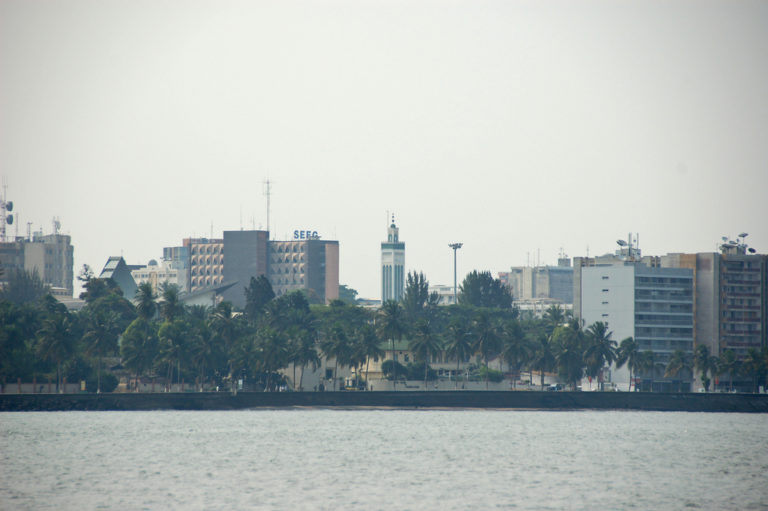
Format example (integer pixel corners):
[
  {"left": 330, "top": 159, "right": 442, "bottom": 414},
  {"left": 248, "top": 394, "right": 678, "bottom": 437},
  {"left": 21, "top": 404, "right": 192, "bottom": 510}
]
[{"left": 2, "top": 0, "right": 767, "bottom": 300}]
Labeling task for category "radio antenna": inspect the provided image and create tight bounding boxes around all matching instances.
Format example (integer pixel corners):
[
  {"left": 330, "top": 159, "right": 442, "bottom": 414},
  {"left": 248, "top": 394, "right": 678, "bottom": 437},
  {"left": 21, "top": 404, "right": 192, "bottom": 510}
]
[{"left": 263, "top": 178, "right": 272, "bottom": 233}]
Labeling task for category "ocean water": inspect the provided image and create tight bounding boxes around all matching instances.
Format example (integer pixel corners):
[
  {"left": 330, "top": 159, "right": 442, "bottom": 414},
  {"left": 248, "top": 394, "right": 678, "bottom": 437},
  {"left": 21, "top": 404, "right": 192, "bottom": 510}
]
[{"left": 1, "top": 410, "right": 766, "bottom": 510}]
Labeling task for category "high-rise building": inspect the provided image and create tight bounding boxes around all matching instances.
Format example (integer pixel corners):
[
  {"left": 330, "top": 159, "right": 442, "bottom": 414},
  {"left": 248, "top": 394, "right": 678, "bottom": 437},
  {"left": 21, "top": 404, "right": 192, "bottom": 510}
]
[
  {"left": 269, "top": 238, "right": 339, "bottom": 304},
  {"left": 222, "top": 230, "right": 269, "bottom": 306},
  {"left": 381, "top": 216, "right": 405, "bottom": 302},
  {"left": 162, "top": 245, "right": 190, "bottom": 292},
  {"left": 581, "top": 262, "right": 694, "bottom": 391},
  {"left": 0, "top": 232, "right": 74, "bottom": 297},
  {"left": 499, "top": 261, "right": 573, "bottom": 304},
  {"left": 184, "top": 237, "right": 224, "bottom": 292}
]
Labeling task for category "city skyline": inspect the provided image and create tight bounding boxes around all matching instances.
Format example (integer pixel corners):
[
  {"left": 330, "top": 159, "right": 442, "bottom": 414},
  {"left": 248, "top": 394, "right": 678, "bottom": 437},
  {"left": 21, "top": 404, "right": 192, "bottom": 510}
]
[{"left": 2, "top": 1, "right": 767, "bottom": 300}]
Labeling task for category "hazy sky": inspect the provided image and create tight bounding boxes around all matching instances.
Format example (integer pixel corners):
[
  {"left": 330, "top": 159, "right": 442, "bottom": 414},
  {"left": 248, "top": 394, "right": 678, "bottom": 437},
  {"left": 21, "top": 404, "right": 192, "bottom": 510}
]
[{"left": 2, "top": 0, "right": 767, "bottom": 300}]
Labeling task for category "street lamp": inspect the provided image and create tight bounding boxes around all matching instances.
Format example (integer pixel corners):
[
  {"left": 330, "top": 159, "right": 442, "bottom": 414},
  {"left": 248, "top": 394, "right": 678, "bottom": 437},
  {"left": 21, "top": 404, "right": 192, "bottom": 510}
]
[{"left": 448, "top": 243, "right": 463, "bottom": 304}]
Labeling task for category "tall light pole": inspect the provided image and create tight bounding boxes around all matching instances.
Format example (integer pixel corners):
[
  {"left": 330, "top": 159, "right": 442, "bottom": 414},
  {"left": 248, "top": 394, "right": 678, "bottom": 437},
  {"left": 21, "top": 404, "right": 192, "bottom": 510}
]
[{"left": 449, "top": 243, "right": 463, "bottom": 304}]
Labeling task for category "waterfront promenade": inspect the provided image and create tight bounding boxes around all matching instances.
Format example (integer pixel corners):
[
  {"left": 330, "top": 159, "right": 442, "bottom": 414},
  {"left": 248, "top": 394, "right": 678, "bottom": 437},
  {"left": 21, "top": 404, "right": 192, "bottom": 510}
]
[{"left": 2, "top": 390, "right": 767, "bottom": 412}]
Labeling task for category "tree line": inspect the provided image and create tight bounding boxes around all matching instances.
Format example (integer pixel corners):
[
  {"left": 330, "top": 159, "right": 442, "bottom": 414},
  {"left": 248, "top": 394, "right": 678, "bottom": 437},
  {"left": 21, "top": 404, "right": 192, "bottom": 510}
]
[{"left": 1, "top": 267, "right": 767, "bottom": 393}]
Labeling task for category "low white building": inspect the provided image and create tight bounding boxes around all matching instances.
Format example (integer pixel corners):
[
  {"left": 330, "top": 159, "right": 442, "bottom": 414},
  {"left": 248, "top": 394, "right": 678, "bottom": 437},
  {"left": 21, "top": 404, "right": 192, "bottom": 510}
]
[{"left": 131, "top": 259, "right": 186, "bottom": 294}]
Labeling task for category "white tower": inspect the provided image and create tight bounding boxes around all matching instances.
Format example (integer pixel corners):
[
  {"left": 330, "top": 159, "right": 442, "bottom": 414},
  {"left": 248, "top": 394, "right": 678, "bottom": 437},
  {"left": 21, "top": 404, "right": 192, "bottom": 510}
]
[{"left": 381, "top": 214, "right": 405, "bottom": 302}]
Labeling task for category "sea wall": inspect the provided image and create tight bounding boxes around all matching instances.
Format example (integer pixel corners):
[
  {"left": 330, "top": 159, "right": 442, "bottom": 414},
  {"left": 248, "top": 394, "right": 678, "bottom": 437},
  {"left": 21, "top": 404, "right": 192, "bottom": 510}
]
[{"left": 1, "top": 391, "right": 767, "bottom": 412}]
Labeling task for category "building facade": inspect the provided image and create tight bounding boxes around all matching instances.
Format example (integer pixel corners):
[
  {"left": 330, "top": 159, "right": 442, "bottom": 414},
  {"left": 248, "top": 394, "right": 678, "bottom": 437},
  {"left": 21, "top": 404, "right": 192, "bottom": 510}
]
[
  {"left": 0, "top": 233, "right": 74, "bottom": 297},
  {"left": 222, "top": 230, "right": 269, "bottom": 306},
  {"left": 500, "top": 262, "right": 573, "bottom": 304},
  {"left": 381, "top": 218, "right": 405, "bottom": 302},
  {"left": 269, "top": 238, "right": 339, "bottom": 304},
  {"left": 131, "top": 259, "right": 186, "bottom": 295},
  {"left": 184, "top": 237, "right": 224, "bottom": 293},
  {"left": 581, "top": 263, "right": 694, "bottom": 391}
]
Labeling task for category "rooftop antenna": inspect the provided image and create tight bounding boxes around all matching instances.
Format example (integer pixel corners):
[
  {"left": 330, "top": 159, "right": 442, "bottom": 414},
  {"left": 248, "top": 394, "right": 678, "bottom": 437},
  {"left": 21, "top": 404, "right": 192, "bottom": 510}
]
[
  {"left": 0, "top": 178, "right": 13, "bottom": 242},
  {"left": 27, "top": 222, "right": 32, "bottom": 241},
  {"left": 263, "top": 178, "right": 272, "bottom": 233},
  {"left": 52, "top": 217, "right": 61, "bottom": 235}
]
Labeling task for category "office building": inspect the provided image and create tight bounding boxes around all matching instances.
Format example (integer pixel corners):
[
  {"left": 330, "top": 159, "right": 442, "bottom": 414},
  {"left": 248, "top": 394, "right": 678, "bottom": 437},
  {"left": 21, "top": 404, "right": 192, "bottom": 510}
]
[
  {"left": 222, "top": 230, "right": 269, "bottom": 306},
  {"left": 184, "top": 237, "right": 224, "bottom": 293},
  {"left": 500, "top": 259, "right": 573, "bottom": 304},
  {"left": 270, "top": 238, "right": 339, "bottom": 304},
  {"left": 0, "top": 231, "right": 74, "bottom": 297}
]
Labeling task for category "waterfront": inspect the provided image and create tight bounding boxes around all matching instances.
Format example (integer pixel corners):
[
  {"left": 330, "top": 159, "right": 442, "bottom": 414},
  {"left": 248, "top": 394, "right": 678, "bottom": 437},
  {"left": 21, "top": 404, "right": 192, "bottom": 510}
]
[{"left": 1, "top": 410, "right": 766, "bottom": 510}]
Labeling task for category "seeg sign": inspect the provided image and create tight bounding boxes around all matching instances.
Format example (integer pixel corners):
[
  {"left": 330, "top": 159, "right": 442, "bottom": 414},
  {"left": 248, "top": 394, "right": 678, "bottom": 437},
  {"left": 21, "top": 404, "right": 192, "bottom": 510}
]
[{"left": 293, "top": 230, "right": 319, "bottom": 240}]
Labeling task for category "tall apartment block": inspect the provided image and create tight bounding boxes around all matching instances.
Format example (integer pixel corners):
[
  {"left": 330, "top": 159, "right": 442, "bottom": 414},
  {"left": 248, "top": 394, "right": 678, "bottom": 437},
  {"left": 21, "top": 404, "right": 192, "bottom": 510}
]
[
  {"left": 183, "top": 237, "right": 224, "bottom": 292},
  {"left": 269, "top": 238, "right": 339, "bottom": 304},
  {"left": 581, "top": 262, "right": 694, "bottom": 391},
  {"left": 381, "top": 217, "right": 405, "bottom": 302},
  {"left": 222, "top": 230, "right": 269, "bottom": 307}
]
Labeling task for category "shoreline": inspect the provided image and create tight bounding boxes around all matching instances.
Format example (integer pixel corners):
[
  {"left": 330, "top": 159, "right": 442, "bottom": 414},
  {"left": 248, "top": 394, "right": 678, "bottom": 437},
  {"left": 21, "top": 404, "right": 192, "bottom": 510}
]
[{"left": 1, "top": 391, "right": 767, "bottom": 413}]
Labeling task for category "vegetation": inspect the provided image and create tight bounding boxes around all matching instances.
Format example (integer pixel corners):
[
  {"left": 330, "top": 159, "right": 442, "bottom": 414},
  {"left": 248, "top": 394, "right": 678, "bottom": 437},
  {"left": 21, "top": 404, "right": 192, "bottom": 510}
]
[{"left": 3, "top": 268, "right": 768, "bottom": 394}]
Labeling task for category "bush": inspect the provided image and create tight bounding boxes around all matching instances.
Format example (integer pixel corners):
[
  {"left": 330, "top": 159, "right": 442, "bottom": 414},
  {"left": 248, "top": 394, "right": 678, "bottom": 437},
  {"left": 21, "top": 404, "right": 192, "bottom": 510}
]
[
  {"left": 381, "top": 360, "right": 408, "bottom": 380},
  {"left": 85, "top": 372, "right": 119, "bottom": 393},
  {"left": 406, "top": 362, "right": 438, "bottom": 381}
]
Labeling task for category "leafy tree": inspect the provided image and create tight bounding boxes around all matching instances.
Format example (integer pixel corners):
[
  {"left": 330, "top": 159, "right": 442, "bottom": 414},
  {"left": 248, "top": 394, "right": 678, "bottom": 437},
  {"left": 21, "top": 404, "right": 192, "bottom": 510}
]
[
  {"left": 244, "top": 275, "right": 275, "bottom": 319},
  {"left": 381, "top": 359, "right": 407, "bottom": 380},
  {"left": 717, "top": 349, "right": 739, "bottom": 392},
  {"left": 530, "top": 333, "right": 555, "bottom": 389},
  {"left": 743, "top": 348, "right": 768, "bottom": 393},
  {"left": 552, "top": 323, "right": 585, "bottom": 389},
  {"left": 134, "top": 282, "right": 157, "bottom": 320},
  {"left": 542, "top": 305, "right": 567, "bottom": 337},
  {"left": 158, "top": 319, "right": 190, "bottom": 390},
  {"left": 694, "top": 345, "right": 719, "bottom": 392},
  {"left": 257, "top": 327, "right": 290, "bottom": 391},
  {"left": 403, "top": 272, "right": 430, "bottom": 316},
  {"left": 159, "top": 283, "right": 185, "bottom": 322},
  {"left": 120, "top": 318, "right": 159, "bottom": 390},
  {"left": 500, "top": 320, "right": 530, "bottom": 389},
  {"left": 355, "top": 323, "right": 383, "bottom": 390},
  {"left": 458, "top": 271, "right": 512, "bottom": 309},
  {"left": 320, "top": 323, "right": 352, "bottom": 391},
  {"left": 0, "top": 268, "right": 49, "bottom": 304},
  {"left": 337, "top": 284, "right": 359, "bottom": 305}
]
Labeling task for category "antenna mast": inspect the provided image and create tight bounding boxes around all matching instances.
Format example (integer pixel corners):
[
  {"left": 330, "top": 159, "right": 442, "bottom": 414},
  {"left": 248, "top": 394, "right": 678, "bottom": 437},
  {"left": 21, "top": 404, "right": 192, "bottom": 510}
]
[{"left": 263, "top": 179, "right": 272, "bottom": 233}]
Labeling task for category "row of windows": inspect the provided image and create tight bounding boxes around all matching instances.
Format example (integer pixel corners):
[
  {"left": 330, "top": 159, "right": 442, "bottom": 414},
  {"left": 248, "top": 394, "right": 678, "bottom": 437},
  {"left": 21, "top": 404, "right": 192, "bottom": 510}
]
[
  {"left": 272, "top": 245, "right": 306, "bottom": 254},
  {"left": 191, "top": 268, "right": 220, "bottom": 276},
  {"left": 273, "top": 255, "right": 305, "bottom": 264},
  {"left": 191, "top": 256, "right": 223, "bottom": 265},
  {"left": 190, "top": 245, "right": 222, "bottom": 255}
]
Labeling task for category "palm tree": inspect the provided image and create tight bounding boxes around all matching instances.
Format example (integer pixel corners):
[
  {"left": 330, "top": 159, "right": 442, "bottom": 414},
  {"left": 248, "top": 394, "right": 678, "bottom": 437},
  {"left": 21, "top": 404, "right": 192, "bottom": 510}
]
[
  {"left": 664, "top": 349, "right": 692, "bottom": 392},
  {"left": 160, "top": 283, "right": 185, "bottom": 322},
  {"left": 120, "top": 317, "right": 159, "bottom": 391},
  {"left": 357, "top": 323, "right": 384, "bottom": 390},
  {"left": 257, "top": 327, "right": 289, "bottom": 391},
  {"left": 36, "top": 310, "right": 75, "bottom": 393},
  {"left": 615, "top": 337, "right": 640, "bottom": 391},
  {"left": 210, "top": 301, "right": 239, "bottom": 392},
  {"left": 377, "top": 300, "right": 408, "bottom": 390},
  {"left": 636, "top": 350, "right": 658, "bottom": 391},
  {"left": 445, "top": 320, "right": 472, "bottom": 389},
  {"left": 158, "top": 319, "right": 189, "bottom": 391},
  {"left": 135, "top": 282, "right": 157, "bottom": 320},
  {"left": 82, "top": 308, "right": 121, "bottom": 393},
  {"left": 409, "top": 320, "right": 443, "bottom": 390},
  {"left": 694, "top": 344, "right": 719, "bottom": 392},
  {"left": 500, "top": 320, "right": 530, "bottom": 390},
  {"left": 718, "top": 349, "right": 739, "bottom": 392},
  {"left": 584, "top": 322, "right": 618, "bottom": 390},
  {"left": 552, "top": 324, "right": 585, "bottom": 390},
  {"left": 530, "top": 333, "right": 555, "bottom": 390},
  {"left": 743, "top": 348, "right": 767, "bottom": 393},
  {"left": 542, "top": 305, "right": 566, "bottom": 337},
  {"left": 472, "top": 312, "right": 501, "bottom": 389},
  {"left": 320, "top": 323, "right": 352, "bottom": 391}
]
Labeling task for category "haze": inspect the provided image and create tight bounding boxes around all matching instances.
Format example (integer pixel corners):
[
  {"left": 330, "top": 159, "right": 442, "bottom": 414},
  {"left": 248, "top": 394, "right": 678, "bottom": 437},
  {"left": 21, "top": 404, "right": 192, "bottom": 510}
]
[{"left": 2, "top": 0, "right": 766, "bottom": 300}]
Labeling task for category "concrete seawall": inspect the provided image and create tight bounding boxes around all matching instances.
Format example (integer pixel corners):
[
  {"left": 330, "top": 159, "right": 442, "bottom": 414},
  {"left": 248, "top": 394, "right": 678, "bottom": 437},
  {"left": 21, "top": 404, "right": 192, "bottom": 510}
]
[{"left": 2, "top": 391, "right": 767, "bottom": 412}]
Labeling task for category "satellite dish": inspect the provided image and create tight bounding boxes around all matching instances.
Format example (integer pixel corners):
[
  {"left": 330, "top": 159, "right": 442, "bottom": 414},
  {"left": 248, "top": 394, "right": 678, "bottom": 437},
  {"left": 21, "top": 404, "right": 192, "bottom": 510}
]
[
  {"left": 739, "top": 232, "right": 748, "bottom": 238},
  {"left": 5, "top": 201, "right": 12, "bottom": 212},
  {"left": 748, "top": 248, "right": 756, "bottom": 253},
  {"left": 6, "top": 214, "right": 12, "bottom": 225},
  {"left": 616, "top": 240, "right": 627, "bottom": 247}
]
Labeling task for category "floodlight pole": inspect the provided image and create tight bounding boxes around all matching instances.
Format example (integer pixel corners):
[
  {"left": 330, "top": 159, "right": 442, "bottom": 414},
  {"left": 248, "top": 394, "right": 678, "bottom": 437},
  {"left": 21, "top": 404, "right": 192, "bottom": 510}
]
[{"left": 449, "top": 243, "right": 463, "bottom": 304}]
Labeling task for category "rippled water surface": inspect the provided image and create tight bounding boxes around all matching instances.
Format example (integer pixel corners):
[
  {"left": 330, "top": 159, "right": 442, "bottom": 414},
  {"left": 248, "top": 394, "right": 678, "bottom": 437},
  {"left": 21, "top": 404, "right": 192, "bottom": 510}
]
[{"left": 1, "top": 410, "right": 766, "bottom": 510}]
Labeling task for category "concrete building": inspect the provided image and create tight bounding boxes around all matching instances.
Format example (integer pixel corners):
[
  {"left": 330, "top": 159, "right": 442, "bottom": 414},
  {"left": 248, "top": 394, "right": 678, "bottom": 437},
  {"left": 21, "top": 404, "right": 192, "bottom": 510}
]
[
  {"left": 162, "top": 246, "right": 189, "bottom": 292},
  {"left": 581, "top": 262, "right": 694, "bottom": 392},
  {"left": 0, "top": 232, "right": 74, "bottom": 297},
  {"left": 131, "top": 259, "right": 186, "bottom": 295},
  {"left": 499, "top": 260, "right": 573, "bottom": 304},
  {"left": 184, "top": 237, "right": 224, "bottom": 293},
  {"left": 381, "top": 216, "right": 405, "bottom": 302},
  {"left": 428, "top": 284, "right": 457, "bottom": 306},
  {"left": 269, "top": 238, "right": 339, "bottom": 304},
  {"left": 222, "top": 230, "right": 269, "bottom": 306}
]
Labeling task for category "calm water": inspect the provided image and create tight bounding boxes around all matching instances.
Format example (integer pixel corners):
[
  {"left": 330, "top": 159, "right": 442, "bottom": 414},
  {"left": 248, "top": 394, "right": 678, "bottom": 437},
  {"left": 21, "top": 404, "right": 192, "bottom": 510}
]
[{"left": 1, "top": 410, "right": 766, "bottom": 510}]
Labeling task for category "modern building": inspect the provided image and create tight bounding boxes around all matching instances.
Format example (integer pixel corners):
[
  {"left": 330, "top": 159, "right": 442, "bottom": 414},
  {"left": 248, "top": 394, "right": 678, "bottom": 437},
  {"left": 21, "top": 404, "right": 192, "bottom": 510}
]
[
  {"left": 0, "top": 231, "right": 74, "bottom": 297},
  {"left": 580, "top": 262, "right": 695, "bottom": 392},
  {"left": 269, "top": 238, "right": 339, "bottom": 304},
  {"left": 98, "top": 256, "right": 139, "bottom": 300},
  {"left": 499, "top": 259, "right": 573, "bottom": 304},
  {"left": 131, "top": 259, "right": 186, "bottom": 295},
  {"left": 184, "top": 237, "right": 224, "bottom": 293},
  {"left": 428, "top": 284, "right": 457, "bottom": 306},
  {"left": 162, "top": 245, "right": 190, "bottom": 292},
  {"left": 381, "top": 216, "right": 405, "bottom": 302},
  {"left": 222, "top": 230, "right": 269, "bottom": 306}
]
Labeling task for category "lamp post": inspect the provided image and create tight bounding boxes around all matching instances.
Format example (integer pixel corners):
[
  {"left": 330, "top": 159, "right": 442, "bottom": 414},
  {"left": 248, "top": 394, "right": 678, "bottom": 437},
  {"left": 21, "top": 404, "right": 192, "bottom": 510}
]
[{"left": 448, "top": 243, "right": 463, "bottom": 304}]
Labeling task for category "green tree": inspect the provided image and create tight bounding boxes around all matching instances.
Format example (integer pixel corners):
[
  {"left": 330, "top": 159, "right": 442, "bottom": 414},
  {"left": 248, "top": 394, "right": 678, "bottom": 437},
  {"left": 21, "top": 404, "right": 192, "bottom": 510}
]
[
  {"left": 82, "top": 308, "right": 121, "bottom": 393},
  {"left": 530, "top": 333, "right": 555, "bottom": 389},
  {"left": 408, "top": 319, "right": 443, "bottom": 390},
  {"left": 472, "top": 312, "right": 502, "bottom": 389},
  {"left": 445, "top": 320, "right": 473, "bottom": 389},
  {"left": 357, "top": 323, "right": 383, "bottom": 390},
  {"left": 664, "top": 349, "right": 692, "bottom": 392},
  {"left": 320, "top": 323, "right": 352, "bottom": 391},
  {"left": 0, "top": 268, "right": 49, "bottom": 304},
  {"left": 244, "top": 275, "right": 275, "bottom": 319},
  {"left": 337, "top": 284, "right": 359, "bottom": 305},
  {"left": 584, "top": 321, "right": 618, "bottom": 390},
  {"left": 257, "top": 327, "right": 290, "bottom": 391},
  {"left": 500, "top": 320, "right": 530, "bottom": 390},
  {"left": 36, "top": 305, "right": 75, "bottom": 392},
  {"left": 694, "top": 344, "right": 719, "bottom": 392},
  {"left": 159, "top": 283, "right": 185, "bottom": 322},
  {"left": 120, "top": 318, "right": 159, "bottom": 390},
  {"left": 458, "top": 271, "right": 513, "bottom": 309},
  {"left": 552, "top": 323, "right": 585, "bottom": 390},
  {"left": 377, "top": 300, "right": 408, "bottom": 390},
  {"left": 615, "top": 337, "right": 640, "bottom": 392},
  {"left": 134, "top": 282, "right": 157, "bottom": 320},
  {"left": 717, "top": 349, "right": 739, "bottom": 392}
]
